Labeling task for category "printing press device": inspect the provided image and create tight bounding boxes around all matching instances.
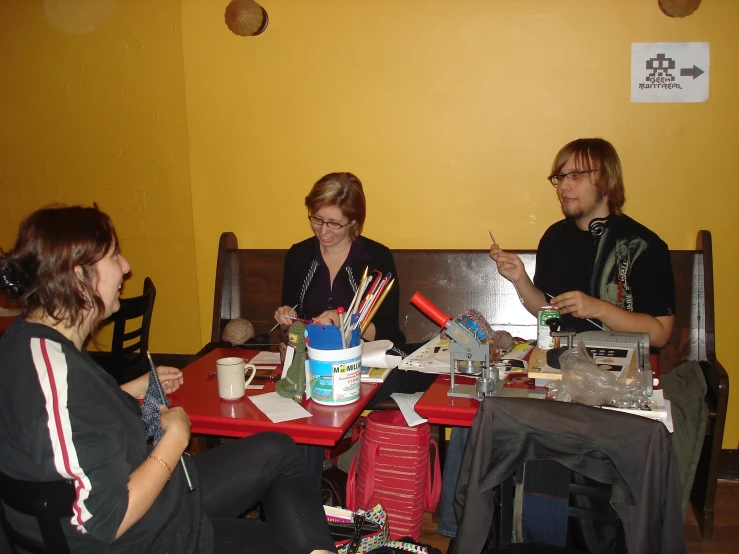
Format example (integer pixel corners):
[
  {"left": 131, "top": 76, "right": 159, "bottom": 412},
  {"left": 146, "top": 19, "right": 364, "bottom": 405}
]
[
  {"left": 410, "top": 292, "right": 503, "bottom": 399},
  {"left": 408, "top": 292, "right": 654, "bottom": 400}
]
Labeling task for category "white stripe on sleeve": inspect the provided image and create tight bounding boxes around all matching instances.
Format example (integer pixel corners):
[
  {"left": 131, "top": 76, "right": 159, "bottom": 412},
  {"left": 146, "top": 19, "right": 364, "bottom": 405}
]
[{"left": 31, "top": 338, "right": 93, "bottom": 533}]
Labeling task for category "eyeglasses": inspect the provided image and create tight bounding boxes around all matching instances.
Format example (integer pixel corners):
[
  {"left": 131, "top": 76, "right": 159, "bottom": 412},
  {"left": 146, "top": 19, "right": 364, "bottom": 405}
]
[
  {"left": 308, "top": 215, "right": 351, "bottom": 230},
  {"left": 548, "top": 169, "right": 598, "bottom": 186}
]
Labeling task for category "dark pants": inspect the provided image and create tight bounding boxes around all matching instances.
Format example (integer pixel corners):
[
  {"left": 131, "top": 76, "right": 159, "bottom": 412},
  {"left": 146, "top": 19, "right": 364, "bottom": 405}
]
[{"left": 194, "top": 432, "right": 337, "bottom": 554}]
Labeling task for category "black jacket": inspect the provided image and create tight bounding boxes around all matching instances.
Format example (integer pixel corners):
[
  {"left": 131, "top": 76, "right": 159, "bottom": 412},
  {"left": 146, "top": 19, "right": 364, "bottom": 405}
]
[
  {"left": 0, "top": 320, "right": 212, "bottom": 553},
  {"left": 280, "top": 235, "right": 405, "bottom": 346},
  {"left": 455, "top": 397, "right": 685, "bottom": 554}
]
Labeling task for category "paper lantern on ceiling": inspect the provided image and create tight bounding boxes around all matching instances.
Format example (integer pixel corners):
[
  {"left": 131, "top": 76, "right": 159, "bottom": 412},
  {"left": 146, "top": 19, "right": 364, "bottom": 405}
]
[
  {"left": 658, "top": 0, "right": 702, "bottom": 17},
  {"left": 225, "top": 0, "right": 268, "bottom": 36}
]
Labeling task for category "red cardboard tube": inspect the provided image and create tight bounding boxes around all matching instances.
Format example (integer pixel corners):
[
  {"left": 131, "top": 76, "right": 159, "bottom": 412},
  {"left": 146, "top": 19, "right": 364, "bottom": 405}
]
[{"left": 410, "top": 292, "right": 451, "bottom": 328}]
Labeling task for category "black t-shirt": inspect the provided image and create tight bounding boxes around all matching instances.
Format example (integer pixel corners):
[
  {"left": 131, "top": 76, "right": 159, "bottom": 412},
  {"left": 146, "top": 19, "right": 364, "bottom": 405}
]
[{"left": 533, "top": 214, "right": 676, "bottom": 334}]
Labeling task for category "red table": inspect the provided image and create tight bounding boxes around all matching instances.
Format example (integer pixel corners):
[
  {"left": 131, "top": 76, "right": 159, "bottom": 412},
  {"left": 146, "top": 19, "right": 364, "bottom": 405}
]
[
  {"left": 414, "top": 373, "right": 550, "bottom": 427},
  {"left": 169, "top": 347, "right": 381, "bottom": 447},
  {"left": 413, "top": 374, "right": 482, "bottom": 426}
]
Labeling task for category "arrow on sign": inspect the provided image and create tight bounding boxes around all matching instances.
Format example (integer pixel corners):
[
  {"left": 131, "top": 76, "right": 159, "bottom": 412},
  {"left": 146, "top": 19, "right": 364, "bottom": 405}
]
[{"left": 680, "top": 65, "right": 704, "bottom": 79}]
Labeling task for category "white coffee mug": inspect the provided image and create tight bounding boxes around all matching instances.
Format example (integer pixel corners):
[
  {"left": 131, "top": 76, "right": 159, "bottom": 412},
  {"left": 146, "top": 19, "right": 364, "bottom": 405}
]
[{"left": 216, "top": 357, "right": 257, "bottom": 400}]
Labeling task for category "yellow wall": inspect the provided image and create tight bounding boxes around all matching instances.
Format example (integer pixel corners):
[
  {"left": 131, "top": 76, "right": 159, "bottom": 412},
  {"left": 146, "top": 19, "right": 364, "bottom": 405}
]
[
  {"left": 181, "top": 0, "right": 739, "bottom": 448},
  {"left": 0, "top": 0, "right": 200, "bottom": 353},
  {"left": 0, "top": 1, "right": 736, "bottom": 448}
]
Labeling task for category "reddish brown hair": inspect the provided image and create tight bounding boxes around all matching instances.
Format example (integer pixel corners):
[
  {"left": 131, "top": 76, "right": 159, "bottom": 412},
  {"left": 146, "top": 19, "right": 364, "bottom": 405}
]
[
  {"left": 304, "top": 172, "right": 366, "bottom": 239},
  {"left": 0, "top": 204, "right": 119, "bottom": 328}
]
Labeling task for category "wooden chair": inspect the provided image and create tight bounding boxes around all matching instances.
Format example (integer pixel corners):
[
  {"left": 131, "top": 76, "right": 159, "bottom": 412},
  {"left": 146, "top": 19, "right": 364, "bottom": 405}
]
[
  {"left": 0, "top": 470, "right": 75, "bottom": 554},
  {"left": 108, "top": 277, "right": 156, "bottom": 383}
]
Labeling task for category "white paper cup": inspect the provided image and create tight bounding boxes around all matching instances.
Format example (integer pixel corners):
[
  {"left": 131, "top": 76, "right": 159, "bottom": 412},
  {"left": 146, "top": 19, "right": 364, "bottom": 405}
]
[{"left": 216, "top": 357, "right": 256, "bottom": 400}]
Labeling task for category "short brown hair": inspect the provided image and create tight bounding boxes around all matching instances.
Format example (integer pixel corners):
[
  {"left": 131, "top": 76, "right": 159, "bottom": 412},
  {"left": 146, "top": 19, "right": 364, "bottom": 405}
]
[
  {"left": 550, "top": 138, "right": 626, "bottom": 214},
  {"left": 304, "top": 172, "right": 366, "bottom": 239},
  {"left": 0, "top": 204, "right": 119, "bottom": 328}
]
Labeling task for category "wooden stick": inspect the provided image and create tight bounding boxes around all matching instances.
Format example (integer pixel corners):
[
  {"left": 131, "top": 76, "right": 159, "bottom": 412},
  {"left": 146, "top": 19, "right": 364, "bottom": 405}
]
[{"left": 360, "top": 279, "right": 395, "bottom": 336}]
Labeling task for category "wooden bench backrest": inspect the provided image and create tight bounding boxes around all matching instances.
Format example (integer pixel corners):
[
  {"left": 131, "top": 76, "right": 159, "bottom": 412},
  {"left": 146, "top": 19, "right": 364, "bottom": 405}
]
[{"left": 212, "top": 231, "right": 715, "bottom": 374}]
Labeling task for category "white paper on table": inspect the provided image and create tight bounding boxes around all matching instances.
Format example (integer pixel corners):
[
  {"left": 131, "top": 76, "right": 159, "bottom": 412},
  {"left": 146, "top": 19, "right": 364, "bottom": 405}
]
[
  {"left": 398, "top": 336, "right": 452, "bottom": 373},
  {"left": 281, "top": 346, "right": 295, "bottom": 379},
  {"left": 250, "top": 351, "right": 281, "bottom": 364},
  {"left": 361, "top": 340, "right": 401, "bottom": 369},
  {"left": 391, "top": 392, "right": 428, "bottom": 427},
  {"left": 248, "top": 392, "right": 313, "bottom": 423}
]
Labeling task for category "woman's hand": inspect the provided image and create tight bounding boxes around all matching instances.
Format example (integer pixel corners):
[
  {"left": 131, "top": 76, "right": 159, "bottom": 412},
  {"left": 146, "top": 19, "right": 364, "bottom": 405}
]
[
  {"left": 156, "top": 366, "right": 184, "bottom": 394},
  {"left": 118, "top": 405, "right": 190, "bottom": 539},
  {"left": 159, "top": 405, "right": 191, "bottom": 445},
  {"left": 121, "top": 366, "right": 183, "bottom": 399},
  {"left": 274, "top": 305, "right": 297, "bottom": 328},
  {"left": 313, "top": 309, "right": 339, "bottom": 327}
]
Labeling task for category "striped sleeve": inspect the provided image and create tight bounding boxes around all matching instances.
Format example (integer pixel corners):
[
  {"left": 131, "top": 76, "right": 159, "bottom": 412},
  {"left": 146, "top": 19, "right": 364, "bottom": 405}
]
[{"left": 30, "top": 337, "right": 95, "bottom": 533}]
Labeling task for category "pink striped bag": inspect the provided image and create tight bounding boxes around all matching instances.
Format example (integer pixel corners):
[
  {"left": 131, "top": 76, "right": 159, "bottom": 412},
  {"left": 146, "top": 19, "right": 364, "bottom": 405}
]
[{"left": 345, "top": 410, "right": 441, "bottom": 541}]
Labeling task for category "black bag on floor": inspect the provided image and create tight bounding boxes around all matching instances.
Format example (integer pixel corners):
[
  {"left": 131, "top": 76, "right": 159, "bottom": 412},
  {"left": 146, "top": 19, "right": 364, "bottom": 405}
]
[{"left": 322, "top": 466, "right": 348, "bottom": 507}]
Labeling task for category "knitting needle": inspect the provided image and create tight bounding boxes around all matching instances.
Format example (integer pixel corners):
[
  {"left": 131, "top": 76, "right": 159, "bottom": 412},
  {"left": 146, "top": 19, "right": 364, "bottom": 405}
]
[
  {"left": 346, "top": 273, "right": 373, "bottom": 323},
  {"left": 489, "top": 231, "right": 524, "bottom": 304},
  {"left": 282, "top": 314, "right": 313, "bottom": 324},
  {"left": 544, "top": 293, "right": 607, "bottom": 331},
  {"left": 360, "top": 278, "right": 395, "bottom": 335},
  {"left": 146, "top": 352, "right": 195, "bottom": 491},
  {"left": 337, "top": 307, "right": 347, "bottom": 349},
  {"left": 270, "top": 304, "right": 298, "bottom": 332},
  {"left": 357, "top": 273, "right": 390, "bottom": 331}
]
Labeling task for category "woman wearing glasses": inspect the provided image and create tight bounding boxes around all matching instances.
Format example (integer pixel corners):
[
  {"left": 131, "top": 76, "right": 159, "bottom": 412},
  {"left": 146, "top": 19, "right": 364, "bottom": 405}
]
[{"left": 274, "top": 172, "right": 404, "bottom": 346}]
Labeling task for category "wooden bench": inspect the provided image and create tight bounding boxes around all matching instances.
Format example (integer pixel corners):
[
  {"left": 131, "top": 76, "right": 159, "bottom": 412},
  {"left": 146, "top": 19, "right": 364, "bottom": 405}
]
[{"left": 210, "top": 230, "right": 728, "bottom": 539}]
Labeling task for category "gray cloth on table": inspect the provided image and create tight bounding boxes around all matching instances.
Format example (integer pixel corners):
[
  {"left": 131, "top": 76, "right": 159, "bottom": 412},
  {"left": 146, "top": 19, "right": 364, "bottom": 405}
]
[{"left": 661, "top": 360, "right": 709, "bottom": 517}]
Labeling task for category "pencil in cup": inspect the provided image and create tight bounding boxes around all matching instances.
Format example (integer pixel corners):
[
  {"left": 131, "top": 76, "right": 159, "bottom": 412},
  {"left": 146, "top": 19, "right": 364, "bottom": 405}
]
[
  {"left": 145, "top": 352, "right": 195, "bottom": 492},
  {"left": 357, "top": 270, "right": 383, "bottom": 314},
  {"left": 360, "top": 278, "right": 395, "bottom": 335},
  {"left": 353, "top": 274, "right": 386, "bottom": 331}
]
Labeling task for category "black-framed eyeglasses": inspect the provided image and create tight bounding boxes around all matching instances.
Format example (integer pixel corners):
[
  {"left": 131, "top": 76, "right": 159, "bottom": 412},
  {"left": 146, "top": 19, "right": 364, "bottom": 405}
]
[
  {"left": 548, "top": 169, "right": 598, "bottom": 186},
  {"left": 308, "top": 215, "right": 351, "bottom": 230}
]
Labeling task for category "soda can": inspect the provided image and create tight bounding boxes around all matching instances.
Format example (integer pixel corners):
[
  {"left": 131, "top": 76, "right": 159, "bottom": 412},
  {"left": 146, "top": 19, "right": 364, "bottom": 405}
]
[{"left": 537, "top": 306, "right": 561, "bottom": 350}]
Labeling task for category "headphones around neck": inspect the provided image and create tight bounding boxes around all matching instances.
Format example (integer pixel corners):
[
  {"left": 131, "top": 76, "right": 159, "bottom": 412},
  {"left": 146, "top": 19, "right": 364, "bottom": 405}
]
[{"left": 588, "top": 217, "right": 609, "bottom": 237}]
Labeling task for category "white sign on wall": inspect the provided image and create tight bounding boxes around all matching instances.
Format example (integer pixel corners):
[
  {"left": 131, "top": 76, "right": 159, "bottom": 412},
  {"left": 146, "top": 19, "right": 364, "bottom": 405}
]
[{"left": 631, "top": 42, "right": 709, "bottom": 103}]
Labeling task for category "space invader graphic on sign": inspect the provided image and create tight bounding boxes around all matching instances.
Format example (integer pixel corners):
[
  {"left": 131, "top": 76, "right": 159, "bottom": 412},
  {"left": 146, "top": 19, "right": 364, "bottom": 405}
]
[
  {"left": 632, "top": 42, "right": 709, "bottom": 103},
  {"left": 646, "top": 53, "right": 676, "bottom": 82}
]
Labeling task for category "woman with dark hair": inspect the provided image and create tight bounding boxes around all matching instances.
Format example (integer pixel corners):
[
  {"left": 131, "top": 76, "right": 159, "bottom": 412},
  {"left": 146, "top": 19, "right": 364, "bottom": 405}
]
[
  {"left": 274, "top": 172, "right": 404, "bottom": 345},
  {"left": 0, "top": 205, "right": 336, "bottom": 554}
]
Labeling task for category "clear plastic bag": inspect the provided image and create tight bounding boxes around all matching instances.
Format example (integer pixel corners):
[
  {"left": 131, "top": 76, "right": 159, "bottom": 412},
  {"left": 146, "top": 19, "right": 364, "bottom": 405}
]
[{"left": 547, "top": 340, "right": 648, "bottom": 408}]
